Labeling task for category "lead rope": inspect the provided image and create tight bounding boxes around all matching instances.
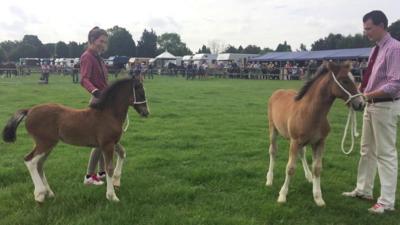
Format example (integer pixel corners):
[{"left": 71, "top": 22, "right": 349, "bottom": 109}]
[
  {"left": 341, "top": 108, "right": 360, "bottom": 155},
  {"left": 330, "top": 72, "right": 363, "bottom": 155},
  {"left": 123, "top": 114, "right": 130, "bottom": 132}
]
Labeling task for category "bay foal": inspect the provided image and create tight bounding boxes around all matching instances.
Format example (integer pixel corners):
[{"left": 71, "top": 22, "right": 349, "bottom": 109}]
[{"left": 2, "top": 77, "right": 149, "bottom": 203}]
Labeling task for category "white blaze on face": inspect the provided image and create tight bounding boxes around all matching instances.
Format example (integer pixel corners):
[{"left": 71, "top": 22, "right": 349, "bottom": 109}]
[{"left": 347, "top": 72, "right": 355, "bottom": 83}]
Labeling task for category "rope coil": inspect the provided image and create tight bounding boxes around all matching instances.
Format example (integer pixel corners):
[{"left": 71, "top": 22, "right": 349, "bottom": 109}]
[
  {"left": 330, "top": 72, "right": 363, "bottom": 155},
  {"left": 341, "top": 108, "right": 360, "bottom": 155}
]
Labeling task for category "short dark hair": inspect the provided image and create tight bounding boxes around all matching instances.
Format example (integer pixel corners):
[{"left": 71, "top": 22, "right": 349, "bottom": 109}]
[
  {"left": 363, "top": 10, "right": 388, "bottom": 29},
  {"left": 88, "top": 27, "right": 108, "bottom": 44}
]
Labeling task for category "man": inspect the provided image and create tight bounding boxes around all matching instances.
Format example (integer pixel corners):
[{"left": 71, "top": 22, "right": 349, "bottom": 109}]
[
  {"left": 40, "top": 62, "right": 50, "bottom": 84},
  {"left": 72, "top": 62, "right": 80, "bottom": 83},
  {"left": 80, "top": 27, "right": 126, "bottom": 186},
  {"left": 343, "top": 10, "right": 400, "bottom": 214}
]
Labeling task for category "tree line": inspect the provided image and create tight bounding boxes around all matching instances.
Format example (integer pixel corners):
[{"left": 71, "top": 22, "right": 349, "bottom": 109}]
[{"left": 0, "top": 20, "right": 399, "bottom": 63}]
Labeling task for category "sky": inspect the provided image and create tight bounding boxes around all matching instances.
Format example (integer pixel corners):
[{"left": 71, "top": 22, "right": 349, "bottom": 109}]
[{"left": 0, "top": 0, "right": 399, "bottom": 52}]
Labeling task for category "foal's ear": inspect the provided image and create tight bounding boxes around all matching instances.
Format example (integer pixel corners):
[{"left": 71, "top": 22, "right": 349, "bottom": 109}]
[
  {"left": 327, "top": 61, "right": 340, "bottom": 75},
  {"left": 341, "top": 61, "right": 352, "bottom": 70}
]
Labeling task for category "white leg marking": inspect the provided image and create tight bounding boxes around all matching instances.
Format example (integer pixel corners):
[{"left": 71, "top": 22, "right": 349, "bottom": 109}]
[
  {"left": 313, "top": 176, "right": 325, "bottom": 207},
  {"left": 106, "top": 175, "right": 119, "bottom": 202},
  {"left": 112, "top": 156, "right": 124, "bottom": 187},
  {"left": 37, "top": 154, "right": 55, "bottom": 198},
  {"left": 266, "top": 144, "right": 275, "bottom": 186},
  {"left": 278, "top": 175, "right": 290, "bottom": 203},
  {"left": 300, "top": 148, "right": 313, "bottom": 183},
  {"left": 41, "top": 172, "right": 55, "bottom": 198},
  {"left": 266, "top": 159, "right": 274, "bottom": 186},
  {"left": 25, "top": 153, "right": 47, "bottom": 202}
]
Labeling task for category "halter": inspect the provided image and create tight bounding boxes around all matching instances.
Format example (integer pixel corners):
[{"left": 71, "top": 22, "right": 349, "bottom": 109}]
[
  {"left": 330, "top": 72, "right": 363, "bottom": 104},
  {"left": 132, "top": 85, "right": 147, "bottom": 105},
  {"left": 123, "top": 83, "right": 147, "bottom": 133},
  {"left": 330, "top": 72, "right": 363, "bottom": 155}
]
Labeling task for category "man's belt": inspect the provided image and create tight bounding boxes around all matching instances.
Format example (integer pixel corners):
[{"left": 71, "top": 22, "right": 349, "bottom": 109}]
[{"left": 367, "top": 97, "right": 400, "bottom": 103}]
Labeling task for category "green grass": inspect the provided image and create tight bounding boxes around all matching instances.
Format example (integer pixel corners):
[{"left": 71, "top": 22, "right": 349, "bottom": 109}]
[{"left": 0, "top": 74, "right": 399, "bottom": 225}]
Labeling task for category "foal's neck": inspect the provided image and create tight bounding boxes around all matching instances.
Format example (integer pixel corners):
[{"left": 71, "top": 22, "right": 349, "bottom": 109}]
[
  {"left": 106, "top": 84, "right": 131, "bottom": 124},
  {"left": 301, "top": 74, "right": 335, "bottom": 117}
]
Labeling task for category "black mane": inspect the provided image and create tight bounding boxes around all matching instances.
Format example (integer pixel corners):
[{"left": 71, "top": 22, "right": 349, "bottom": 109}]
[
  {"left": 294, "top": 64, "right": 329, "bottom": 101},
  {"left": 90, "top": 78, "right": 132, "bottom": 110}
]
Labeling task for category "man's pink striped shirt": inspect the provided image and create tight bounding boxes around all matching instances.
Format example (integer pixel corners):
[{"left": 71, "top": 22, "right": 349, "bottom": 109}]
[{"left": 364, "top": 33, "right": 400, "bottom": 98}]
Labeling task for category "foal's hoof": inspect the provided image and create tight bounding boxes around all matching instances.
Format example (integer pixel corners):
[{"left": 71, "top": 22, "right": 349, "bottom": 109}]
[
  {"left": 47, "top": 190, "right": 55, "bottom": 198},
  {"left": 305, "top": 173, "right": 313, "bottom": 183},
  {"left": 314, "top": 198, "right": 326, "bottom": 207},
  {"left": 106, "top": 193, "right": 120, "bottom": 202},
  {"left": 34, "top": 192, "right": 46, "bottom": 203},
  {"left": 265, "top": 180, "right": 273, "bottom": 187},
  {"left": 277, "top": 195, "right": 287, "bottom": 204}
]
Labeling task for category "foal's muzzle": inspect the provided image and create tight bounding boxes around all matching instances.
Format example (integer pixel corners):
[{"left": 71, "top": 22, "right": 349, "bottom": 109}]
[
  {"left": 350, "top": 96, "right": 366, "bottom": 111},
  {"left": 133, "top": 103, "right": 149, "bottom": 118}
]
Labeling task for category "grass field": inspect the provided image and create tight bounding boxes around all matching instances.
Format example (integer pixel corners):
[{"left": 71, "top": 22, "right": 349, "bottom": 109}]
[{"left": 0, "top": 74, "right": 399, "bottom": 225}]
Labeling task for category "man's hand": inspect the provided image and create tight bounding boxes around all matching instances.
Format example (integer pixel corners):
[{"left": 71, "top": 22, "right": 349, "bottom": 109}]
[
  {"left": 92, "top": 89, "right": 101, "bottom": 98},
  {"left": 362, "top": 93, "right": 370, "bottom": 102},
  {"left": 364, "top": 90, "right": 391, "bottom": 100}
]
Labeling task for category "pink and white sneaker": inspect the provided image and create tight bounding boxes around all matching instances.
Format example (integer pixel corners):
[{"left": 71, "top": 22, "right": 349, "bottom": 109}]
[
  {"left": 368, "top": 203, "right": 395, "bottom": 214},
  {"left": 84, "top": 174, "right": 104, "bottom": 186}
]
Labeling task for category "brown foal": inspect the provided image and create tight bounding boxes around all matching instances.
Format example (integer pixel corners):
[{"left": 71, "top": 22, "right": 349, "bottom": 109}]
[
  {"left": 2, "top": 76, "right": 149, "bottom": 203},
  {"left": 266, "top": 61, "right": 365, "bottom": 206}
]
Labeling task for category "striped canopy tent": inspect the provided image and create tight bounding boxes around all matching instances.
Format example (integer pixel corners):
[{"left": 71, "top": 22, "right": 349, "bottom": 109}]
[{"left": 251, "top": 48, "right": 372, "bottom": 62}]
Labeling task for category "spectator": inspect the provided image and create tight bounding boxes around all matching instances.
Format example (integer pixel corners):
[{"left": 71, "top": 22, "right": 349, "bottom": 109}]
[
  {"left": 40, "top": 63, "right": 50, "bottom": 84},
  {"left": 72, "top": 63, "right": 80, "bottom": 83}
]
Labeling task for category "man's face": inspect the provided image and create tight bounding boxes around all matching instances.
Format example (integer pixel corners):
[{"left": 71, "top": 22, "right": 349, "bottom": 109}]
[
  {"left": 93, "top": 35, "right": 108, "bottom": 54},
  {"left": 363, "top": 19, "right": 385, "bottom": 42}
]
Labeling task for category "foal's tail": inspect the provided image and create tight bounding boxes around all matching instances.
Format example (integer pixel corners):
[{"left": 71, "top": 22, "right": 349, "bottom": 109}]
[{"left": 2, "top": 109, "right": 29, "bottom": 143}]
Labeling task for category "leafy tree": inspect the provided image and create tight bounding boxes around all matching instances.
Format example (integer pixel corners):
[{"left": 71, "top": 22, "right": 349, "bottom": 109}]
[
  {"left": 9, "top": 43, "right": 37, "bottom": 61},
  {"left": 260, "top": 47, "right": 274, "bottom": 54},
  {"left": 106, "top": 26, "right": 136, "bottom": 57},
  {"left": 197, "top": 45, "right": 211, "bottom": 54},
  {"left": 137, "top": 29, "right": 158, "bottom": 57},
  {"left": 0, "top": 41, "right": 18, "bottom": 54},
  {"left": 299, "top": 43, "right": 307, "bottom": 51},
  {"left": 68, "top": 41, "right": 85, "bottom": 58},
  {"left": 22, "top": 35, "right": 42, "bottom": 48},
  {"left": 0, "top": 47, "right": 7, "bottom": 62},
  {"left": 311, "top": 33, "right": 372, "bottom": 50},
  {"left": 55, "top": 41, "right": 69, "bottom": 57},
  {"left": 157, "top": 33, "right": 192, "bottom": 56},
  {"left": 224, "top": 45, "right": 238, "bottom": 53},
  {"left": 243, "top": 45, "right": 262, "bottom": 54},
  {"left": 44, "top": 43, "right": 56, "bottom": 57},
  {"left": 275, "top": 41, "right": 292, "bottom": 52}
]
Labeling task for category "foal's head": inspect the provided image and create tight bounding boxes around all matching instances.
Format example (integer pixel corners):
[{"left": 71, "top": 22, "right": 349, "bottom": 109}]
[
  {"left": 130, "top": 76, "right": 149, "bottom": 117},
  {"left": 90, "top": 76, "right": 149, "bottom": 117},
  {"left": 328, "top": 61, "right": 365, "bottom": 111}
]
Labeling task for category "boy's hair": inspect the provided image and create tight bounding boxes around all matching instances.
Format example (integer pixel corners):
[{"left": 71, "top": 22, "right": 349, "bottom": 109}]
[{"left": 88, "top": 27, "right": 108, "bottom": 44}]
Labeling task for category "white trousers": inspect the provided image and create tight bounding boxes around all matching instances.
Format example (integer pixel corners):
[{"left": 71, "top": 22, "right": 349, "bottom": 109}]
[{"left": 356, "top": 100, "right": 400, "bottom": 208}]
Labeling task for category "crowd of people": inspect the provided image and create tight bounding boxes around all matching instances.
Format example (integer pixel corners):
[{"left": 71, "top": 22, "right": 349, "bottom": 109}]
[{"left": 0, "top": 57, "right": 369, "bottom": 83}]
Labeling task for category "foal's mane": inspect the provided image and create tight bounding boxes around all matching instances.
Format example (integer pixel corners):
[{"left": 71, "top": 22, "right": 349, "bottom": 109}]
[
  {"left": 90, "top": 78, "right": 132, "bottom": 110},
  {"left": 294, "top": 64, "right": 330, "bottom": 101}
]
